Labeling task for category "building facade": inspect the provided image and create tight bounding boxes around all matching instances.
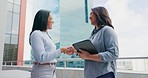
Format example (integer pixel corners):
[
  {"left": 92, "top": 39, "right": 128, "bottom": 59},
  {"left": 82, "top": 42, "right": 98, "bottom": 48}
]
[{"left": 3, "top": 0, "right": 27, "bottom": 65}]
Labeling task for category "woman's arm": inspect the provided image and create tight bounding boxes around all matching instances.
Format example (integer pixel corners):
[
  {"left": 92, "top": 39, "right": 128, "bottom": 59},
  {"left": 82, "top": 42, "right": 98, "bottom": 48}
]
[
  {"left": 30, "top": 32, "right": 62, "bottom": 64},
  {"left": 77, "top": 50, "right": 102, "bottom": 62},
  {"left": 78, "top": 27, "right": 119, "bottom": 62},
  {"left": 99, "top": 27, "right": 119, "bottom": 62}
]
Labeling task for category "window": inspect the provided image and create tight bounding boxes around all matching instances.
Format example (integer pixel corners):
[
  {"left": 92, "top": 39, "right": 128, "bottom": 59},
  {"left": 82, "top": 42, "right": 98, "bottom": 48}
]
[
  {"left": 13, "top": 4, "right": 20, "bottom": 13},
  {"left": 7, "top": 2, "right": 13, "bottom": 12},
  {"left": 6, "top": 12, "right": 13, "bottom": 34},
  {"left": 3, "top": 0, "right": 21, "bottom": 62},
  {"left": 14, "top": 0, "right": 21, "bottom": 5},
  {"left": 12, "top": 13, "right": 20, "bottom": 35},
  {"left": 8, "top": 0, "right": 13, "bottom": 3},
  {"left": 11, "top": 35, "right": 18, "bottom": 44},
  {"left": 5, "top": 35, "right": 11, "bottom": 44}
]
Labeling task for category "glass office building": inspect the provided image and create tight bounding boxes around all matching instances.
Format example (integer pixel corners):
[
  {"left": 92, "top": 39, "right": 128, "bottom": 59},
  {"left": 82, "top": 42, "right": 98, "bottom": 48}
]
[
  {"left": 60, "top": 0, "right": 93, "bottom": 58},
  {"left": 56, "top": 0, "right": 93, "bottom": 67},
  {"left": 3, "top": 0, "right": 26, "bottom": 65}
]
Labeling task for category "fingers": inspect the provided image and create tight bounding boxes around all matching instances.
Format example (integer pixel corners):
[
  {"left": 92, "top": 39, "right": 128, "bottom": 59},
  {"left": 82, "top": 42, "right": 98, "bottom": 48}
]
[
  {"left": 67, "top": 46, "right": 76, "bottom": 52},
  {"left": 61, "top": 47, "right": 75, "bottom": 55},
  {"left": 61, "top": 46, "right": 87, "bottom": 55},
  {"left": 77, "top": 52, "right": 83, "bottom": 59},
  {"left": 76, "top": 50, "right": 89, "bottom": 59}
]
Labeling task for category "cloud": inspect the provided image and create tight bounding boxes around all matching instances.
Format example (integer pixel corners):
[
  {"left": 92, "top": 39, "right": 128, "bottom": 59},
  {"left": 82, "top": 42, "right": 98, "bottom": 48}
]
[
  {"left": 103, "top": 0, "right": 148, "bottom": 57},
  {"left": 93, "top": 0, "right": 108, "bottom": 8}
]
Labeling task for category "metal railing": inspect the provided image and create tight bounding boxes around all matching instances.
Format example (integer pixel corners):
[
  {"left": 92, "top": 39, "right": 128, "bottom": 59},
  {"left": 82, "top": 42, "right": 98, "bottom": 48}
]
[{"left": 3, "top": 57, "right": 148, "bottom": 72}]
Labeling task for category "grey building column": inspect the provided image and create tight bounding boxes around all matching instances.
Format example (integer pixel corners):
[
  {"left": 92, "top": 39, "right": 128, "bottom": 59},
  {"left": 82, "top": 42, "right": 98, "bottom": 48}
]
[{"left": 0, "top": 0, "right": 7, "bottom": 70}]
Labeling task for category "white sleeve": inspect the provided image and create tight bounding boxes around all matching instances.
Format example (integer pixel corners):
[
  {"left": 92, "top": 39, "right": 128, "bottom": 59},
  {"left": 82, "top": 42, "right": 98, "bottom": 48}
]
[{"left": 30, "top": 32, "right": 61, "bottom": 64}]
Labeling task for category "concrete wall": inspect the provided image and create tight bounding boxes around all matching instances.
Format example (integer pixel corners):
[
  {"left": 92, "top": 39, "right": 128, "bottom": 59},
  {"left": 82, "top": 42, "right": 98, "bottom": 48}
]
[
  {"left": 56, "top": 68, "right": 84, "bottom": 78},
  {"left": 0, "top": 0, "right": 7, "bottom": 70},
  {"left": 56, "top": 68, "right": 148, "bottom": 78}
]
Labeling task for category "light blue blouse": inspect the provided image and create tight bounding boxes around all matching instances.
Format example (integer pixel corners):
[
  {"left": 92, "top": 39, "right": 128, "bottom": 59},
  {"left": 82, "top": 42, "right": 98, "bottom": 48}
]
[
  {"left": 30, "top": 30, "right": 61, "bottom": 64},
  {"left": 84, "top": 26, "right": 119, "bottom": 78}
]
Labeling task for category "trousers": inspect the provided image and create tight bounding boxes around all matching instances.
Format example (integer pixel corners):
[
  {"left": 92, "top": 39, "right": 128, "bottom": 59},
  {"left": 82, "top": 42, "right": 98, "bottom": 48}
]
[
  {"left": 31, "top": 64, "right": 56, "bottom": 78},
  {"left": 96, "top": 72, "right": 115, "bottom": 78}
]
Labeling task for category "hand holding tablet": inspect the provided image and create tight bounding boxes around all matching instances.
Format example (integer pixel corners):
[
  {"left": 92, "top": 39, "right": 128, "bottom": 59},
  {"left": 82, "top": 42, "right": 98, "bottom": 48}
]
[{"left": 72, "top": 39, "right": 98, "bottom": 54}]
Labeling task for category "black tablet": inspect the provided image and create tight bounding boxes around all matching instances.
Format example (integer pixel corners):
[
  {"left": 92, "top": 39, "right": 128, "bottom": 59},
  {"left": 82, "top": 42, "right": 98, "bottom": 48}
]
[{"left": 72, "top": 40, "right": 98, "bottom": 54}]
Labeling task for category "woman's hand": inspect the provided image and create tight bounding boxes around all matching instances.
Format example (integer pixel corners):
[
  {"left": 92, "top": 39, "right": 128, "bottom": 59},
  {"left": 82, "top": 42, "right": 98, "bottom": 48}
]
[
  {"left": 66, "top": 46, "right": 76, "bottom": 55},
  {"left": 60, "top": 46, "right": 76, "bottom": 55},
  {"left": 77, "top": 49, "right": 90, "bottom": 60},
  {"left": 77, "top": 49, "right": 101, "bottom": 62}
]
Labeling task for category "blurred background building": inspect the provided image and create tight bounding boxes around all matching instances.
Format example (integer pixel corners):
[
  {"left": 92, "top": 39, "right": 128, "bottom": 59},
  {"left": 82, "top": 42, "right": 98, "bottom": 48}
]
[{"left": 2, "top": 0, "right": 26, "bottom": 65}]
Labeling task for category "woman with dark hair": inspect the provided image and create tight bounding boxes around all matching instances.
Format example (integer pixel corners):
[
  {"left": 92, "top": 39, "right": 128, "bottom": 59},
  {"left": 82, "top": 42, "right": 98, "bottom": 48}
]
[
  {"left": 29, "top": 10, "right": 73, "bottom": 78},
  {"left": 76, "top": 6, "right": 119, "bottom": 78}
]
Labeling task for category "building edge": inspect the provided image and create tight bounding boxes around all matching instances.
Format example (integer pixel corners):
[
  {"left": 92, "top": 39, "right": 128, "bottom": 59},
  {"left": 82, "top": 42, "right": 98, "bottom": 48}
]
[
  {"left": 17, "top": 0, "right": 27, "bottom": 65},
  {"left": 0, "top": 0, "right": 7, "bottom": 70}
]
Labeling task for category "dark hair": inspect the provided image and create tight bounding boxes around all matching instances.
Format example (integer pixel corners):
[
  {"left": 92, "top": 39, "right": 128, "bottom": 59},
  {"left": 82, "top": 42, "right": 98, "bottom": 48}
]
[
  {"left": 29, "top": 9, "right": 50, "bottom": 45},
  {"left": 30, "top": 9, "right": 50, "bottom": 35},
  {"left": 91, "top": 6, "right": 114, "bottom": 29}
]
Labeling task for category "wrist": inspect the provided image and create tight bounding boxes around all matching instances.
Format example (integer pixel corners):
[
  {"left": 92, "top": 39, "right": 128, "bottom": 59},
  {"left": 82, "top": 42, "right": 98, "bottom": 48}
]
[
  {"left": 86, "top": 54, "right": 91, "bottom": 60},
  {"left": 60, "top": 48, "right": 64, "bottom": 53}
]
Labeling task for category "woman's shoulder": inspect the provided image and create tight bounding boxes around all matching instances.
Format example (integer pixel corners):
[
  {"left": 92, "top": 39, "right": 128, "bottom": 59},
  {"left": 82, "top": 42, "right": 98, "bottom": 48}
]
[
  {"left": 102, "top": 25, "right": 114, "bottom": 33},
  {"left": 103, "top": 25, "right": 113, "bottom": 30},
  {"left": 103, "top": 26, "right": 117, "bottom": 37},
  {"left": 31, "top": 30, "right": 43, "bottom": 37}
]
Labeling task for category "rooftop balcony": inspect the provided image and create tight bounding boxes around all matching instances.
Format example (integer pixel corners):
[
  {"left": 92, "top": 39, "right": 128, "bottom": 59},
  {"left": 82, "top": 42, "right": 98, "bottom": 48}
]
[{"left": 1, "top": 57, "right": 148, "bottom": 78}]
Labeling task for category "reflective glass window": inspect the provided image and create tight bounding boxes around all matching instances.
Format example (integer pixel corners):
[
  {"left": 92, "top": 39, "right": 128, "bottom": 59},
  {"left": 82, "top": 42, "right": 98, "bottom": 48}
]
[
  {"left": 9, "top": 44, "right": 18, "bottom": 61},
  {"left": 6, "top": 12, "right": 13, "bottom": 34},
  {"left": 8, "top": 0, "right": 13, "bottom": 3},
  {"left": 7, "top": 2, "right": 13, "bottom": 12},
  {"left": 11, "top": 35, "right": 18, "bottom": 44},
  {"left": 4, "top": 35, "right": 11, "bottom": 44},
  {"left": 13, "top": 4, "right": 20, "bottom": 13},
  {"left": 12, "top": 13, "right": 20, "bottom": 35},
  {"left": 14, "top": 0, "right": 21, "bottom": 5}
]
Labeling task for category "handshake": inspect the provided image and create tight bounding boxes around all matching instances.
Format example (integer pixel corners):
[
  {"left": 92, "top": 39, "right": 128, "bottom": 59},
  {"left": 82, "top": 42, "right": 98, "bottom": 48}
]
[
  {"left": 60, "top": 46, "right": 91, "bottom": 60},
  {"left": 60, "top": 46, "right": 76, "bottom": 55}
]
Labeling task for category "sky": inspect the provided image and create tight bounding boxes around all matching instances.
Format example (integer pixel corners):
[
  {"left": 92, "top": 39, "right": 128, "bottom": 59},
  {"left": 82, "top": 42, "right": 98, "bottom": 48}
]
[{"left": 93, "top": 0, "right": 148, "bottom": 57}]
